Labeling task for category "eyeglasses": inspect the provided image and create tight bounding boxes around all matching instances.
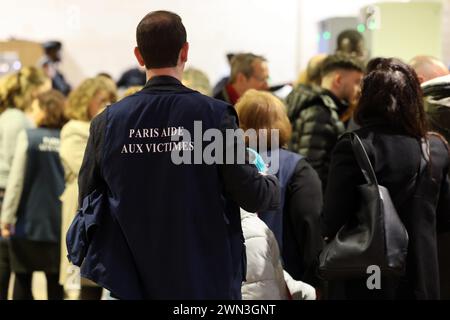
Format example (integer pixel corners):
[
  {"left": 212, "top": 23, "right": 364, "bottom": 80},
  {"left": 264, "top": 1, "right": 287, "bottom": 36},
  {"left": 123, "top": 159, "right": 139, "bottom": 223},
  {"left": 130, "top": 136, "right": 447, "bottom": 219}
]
[{"left": 251, "top": 75, "right": 270, "bottom": 84}]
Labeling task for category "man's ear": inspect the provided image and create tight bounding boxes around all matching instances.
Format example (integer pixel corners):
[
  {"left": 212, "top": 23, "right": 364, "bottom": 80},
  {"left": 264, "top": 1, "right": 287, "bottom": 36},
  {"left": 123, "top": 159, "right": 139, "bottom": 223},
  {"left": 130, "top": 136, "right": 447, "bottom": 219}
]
[
  {"left": 134, "top": 47, "right": 146, "bottom": 67},
  {"left": 417, "top": 75, "right": 425, "bottom": 84},
  {"left": 334, "top": 72, "right": 343, "bottom": 88},
  {"left": 179, "top": 42, "right": 189, "bottom": 64},
  {"left": 236, "top": 72, "right": 247, "bottom": 84}
]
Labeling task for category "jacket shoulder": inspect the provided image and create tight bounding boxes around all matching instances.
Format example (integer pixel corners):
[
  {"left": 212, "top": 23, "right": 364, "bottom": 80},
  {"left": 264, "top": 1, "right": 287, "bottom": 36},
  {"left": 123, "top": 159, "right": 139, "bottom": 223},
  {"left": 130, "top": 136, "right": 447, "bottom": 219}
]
[
  {"left": 109, "top": 90, "right": 232, "bottom": 114},
  {"left": 61, "top": 120, "right": 90, "bottom": 137},
  {"left": 428, "top": 133, "right": 450, "bottom": 165}
]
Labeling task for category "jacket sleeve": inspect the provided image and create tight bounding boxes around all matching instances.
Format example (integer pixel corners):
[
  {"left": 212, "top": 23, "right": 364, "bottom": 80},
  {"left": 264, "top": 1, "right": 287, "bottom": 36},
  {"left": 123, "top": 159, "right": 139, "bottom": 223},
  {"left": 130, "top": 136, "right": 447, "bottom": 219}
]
[
  {"left": 321, "top": 136, "right": 365, "bottom": 239},
  {"left": 60, "top": 124, "right": 88, "bottom": 179},
  {"left": 437, "top": 172, "right": 450, "bottom": 233},
  {"left": 218, "top": 106, "right": 280, "bottom": 213},
  {"left": 78, "top": 111, "right": 107, "bottom": 206},
  {"left": 269, "top": 225, "right": 290, "bottom": 300},
  {"left": 295, "top": 104, "right": 340, "bottom": 186},
  {"left": 286, "top": 158, "right": 324, "bottom": 283},
  {"left": 435, "top": 138, "right": 450, "bottom": 233},
  {"left": 0, "top": 112, "right": 30, "bottom": 176},
  {"left": 0, "top": 131, "right": 28, "bottom": 225},
  {"left": 283, "top": 270, "right": 316, "bottom": 300}
]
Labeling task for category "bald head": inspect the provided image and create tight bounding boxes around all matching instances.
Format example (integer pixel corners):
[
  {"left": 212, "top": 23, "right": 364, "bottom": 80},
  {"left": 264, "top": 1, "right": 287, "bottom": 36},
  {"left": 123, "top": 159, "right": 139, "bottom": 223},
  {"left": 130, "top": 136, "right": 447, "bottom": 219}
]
[{"left": 410, "top": 55, "right": 449, "bottom": 84}]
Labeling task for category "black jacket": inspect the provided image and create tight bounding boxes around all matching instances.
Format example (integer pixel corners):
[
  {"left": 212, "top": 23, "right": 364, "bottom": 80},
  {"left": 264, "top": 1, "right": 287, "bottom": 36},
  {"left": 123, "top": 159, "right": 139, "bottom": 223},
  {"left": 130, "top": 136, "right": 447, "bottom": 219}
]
[
  {"left": 284, "top": 158, "right": 324, "bottom": 285},
  {"left": 286, "top": 85, "right": 346, "bottom": 190},
  {"left": 213, "top": 86, "right": 232, "bottom": 105},
  {"left": 423, "top": 76, "right": 450, "bottom": 144},
  {"left": 322, "top": 125, "right": 450, "bottom": 299},
  {"left": 422, "top": 76, "right": 450, "bottom": 299}
]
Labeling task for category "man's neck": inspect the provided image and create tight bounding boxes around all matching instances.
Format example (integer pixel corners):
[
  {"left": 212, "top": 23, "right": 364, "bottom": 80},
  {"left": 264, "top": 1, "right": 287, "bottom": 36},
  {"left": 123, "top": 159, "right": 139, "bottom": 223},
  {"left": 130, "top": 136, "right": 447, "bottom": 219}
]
[
  {"left": 230, "top": 83, "right": 245, "bottom": 98},
  {"left": 226, "top": 83, "right": 241, "bottom": 105},
  {"left": 320, "top": 85, "right": 348, "bottom": 115},
  {"left": 146, "top": 67, "right": 183, "bottom": 82},
  {"left": 321, "top": 83, "right": 340, "bottom": 101}
]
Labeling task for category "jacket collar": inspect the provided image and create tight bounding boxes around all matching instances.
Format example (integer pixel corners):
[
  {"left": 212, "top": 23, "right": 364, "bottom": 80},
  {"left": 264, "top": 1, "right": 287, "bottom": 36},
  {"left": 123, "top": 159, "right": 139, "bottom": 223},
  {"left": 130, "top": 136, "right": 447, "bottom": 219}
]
[{"left": 143, "top": 75, "right": 192, "bottom": 93}]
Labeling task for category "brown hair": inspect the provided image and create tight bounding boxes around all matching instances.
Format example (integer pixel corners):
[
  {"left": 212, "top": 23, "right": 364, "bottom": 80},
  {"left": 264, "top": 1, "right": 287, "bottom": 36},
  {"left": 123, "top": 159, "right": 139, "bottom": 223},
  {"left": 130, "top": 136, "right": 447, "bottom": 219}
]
[
  {"left": 136, "top": 11, "right": 187, "bottom": 68},
  {"left": 321, "top": 53, "right": 365, "bottom": 78},
  {"left": 36, "top": 90, "right": 67, "bottom": 129},
  {"left": 235, "top": 89, "right": 292, "bottom": 148}
]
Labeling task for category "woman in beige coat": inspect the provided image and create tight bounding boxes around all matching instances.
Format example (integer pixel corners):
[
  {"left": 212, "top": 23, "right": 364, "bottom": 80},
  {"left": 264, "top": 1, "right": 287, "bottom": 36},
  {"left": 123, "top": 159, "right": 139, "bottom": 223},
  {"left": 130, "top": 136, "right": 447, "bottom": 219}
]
[{"left": 59, "top": 76, "right": 116, "bottom": 300}]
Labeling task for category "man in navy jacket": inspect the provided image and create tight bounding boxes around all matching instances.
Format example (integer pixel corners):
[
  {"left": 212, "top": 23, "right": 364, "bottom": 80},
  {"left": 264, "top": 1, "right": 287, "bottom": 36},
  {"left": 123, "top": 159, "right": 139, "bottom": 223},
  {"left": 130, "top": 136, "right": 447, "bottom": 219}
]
[{"left": 71, "top": 10, "right": 280, "bottom": 300}]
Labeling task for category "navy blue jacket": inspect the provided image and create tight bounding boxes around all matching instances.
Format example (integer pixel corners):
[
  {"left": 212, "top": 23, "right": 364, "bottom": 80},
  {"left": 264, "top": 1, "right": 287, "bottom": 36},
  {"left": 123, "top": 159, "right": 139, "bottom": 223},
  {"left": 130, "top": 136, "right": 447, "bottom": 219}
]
[
  {"left": 258, "top": 149, "right": 323, "bottom": 284},
  {"left": 15, "top": 128, "right": 64, "bottom": 243},
  {"left": 67, "top": 76, "right": 280, "bottom": 300}
]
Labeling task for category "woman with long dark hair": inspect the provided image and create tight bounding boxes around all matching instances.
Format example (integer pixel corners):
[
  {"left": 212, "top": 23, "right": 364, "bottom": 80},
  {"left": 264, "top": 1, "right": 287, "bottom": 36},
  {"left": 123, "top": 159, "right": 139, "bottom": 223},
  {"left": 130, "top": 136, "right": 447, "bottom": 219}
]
[{"left": 322, "top": 58, "right": 450, "bottom": 300}]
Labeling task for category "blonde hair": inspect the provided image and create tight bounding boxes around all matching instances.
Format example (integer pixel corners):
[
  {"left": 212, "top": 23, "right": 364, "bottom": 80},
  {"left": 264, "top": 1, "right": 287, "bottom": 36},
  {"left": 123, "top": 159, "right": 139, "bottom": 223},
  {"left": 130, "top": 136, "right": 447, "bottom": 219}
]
[
  {"left": 235, "top": 89, "right": 292, "bottom": 148},
  {"left": 65, "top": 76, "right": 117, "bottom": 121},
  {"left": 120, "top": 86, "right": 143, "bottom": 100},
  {"left": 0, "top": 66, "right": 49, "bottom": 113},
  {"left": 182, "top": 68, "right": 211, "bottom": 96}
]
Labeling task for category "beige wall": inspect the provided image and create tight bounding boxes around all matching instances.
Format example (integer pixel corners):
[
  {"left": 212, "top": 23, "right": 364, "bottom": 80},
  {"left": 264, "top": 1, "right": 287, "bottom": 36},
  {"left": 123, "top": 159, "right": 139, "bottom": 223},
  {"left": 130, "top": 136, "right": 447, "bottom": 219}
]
[
  {"left": 370, "top": 2, "right": 443, "bottom": 62},
  {"left": 443, "top": 0, "right": 450, "bottom": 66}
]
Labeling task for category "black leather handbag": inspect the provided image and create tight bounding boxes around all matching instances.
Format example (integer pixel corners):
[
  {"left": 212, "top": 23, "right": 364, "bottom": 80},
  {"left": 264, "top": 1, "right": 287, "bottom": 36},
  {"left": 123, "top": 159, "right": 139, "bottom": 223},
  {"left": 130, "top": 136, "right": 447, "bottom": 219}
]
[{"left": 318, "top": 132, "right": 410, "bottom": 280}]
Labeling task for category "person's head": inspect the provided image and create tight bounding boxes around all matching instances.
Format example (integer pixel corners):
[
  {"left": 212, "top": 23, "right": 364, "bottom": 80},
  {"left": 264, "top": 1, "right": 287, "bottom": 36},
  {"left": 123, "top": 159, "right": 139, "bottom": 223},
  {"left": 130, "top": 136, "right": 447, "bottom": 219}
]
[
  {"left": 229, "top": 53, "right": 269, "bottom": 96},
  {"left": 65, "top": 76, "right": 117, "bottom": 121},
  {"left": 182, "top": 68, "right": 211, "bottom": 96},
  {"left": 42, "top": 41, "right": 62, "bottom": 63},
  {"left": 409, "top": 55, "right": 449, "bottom": 84},
  {"left": 235, "top": 89, "right": 291, "bottom": 149},
  {"left": 97, "top": 72, "right": 113, "bottom": 80},
  {"left": 336, "top": 29, "right": 366, "bottom": 59},
  {"left": 226, "top": 53, "right": 236, "bottom": 66},
  {"left": 320, "top": 53, "right": 365, "bottom": 104},
  {"left": 0, "top": 66, "right": 51, "bottom": 113},
  {"left": 29, "top": 89, "right": 67, "bottom": 129},
  {"left": 134, "top": 11, "right": 188, "bottom": 76},
  {"left": 355, "top": 58, "right": 427, "bottom": 138}
]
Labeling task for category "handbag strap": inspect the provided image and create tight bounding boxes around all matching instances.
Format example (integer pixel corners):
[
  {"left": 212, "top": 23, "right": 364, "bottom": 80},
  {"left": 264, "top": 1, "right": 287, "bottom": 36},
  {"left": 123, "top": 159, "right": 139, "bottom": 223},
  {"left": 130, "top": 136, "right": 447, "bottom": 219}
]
[
  {"left": 345, "top": 132, "right": 379, "bottom": 187},
  {"left": 345, "top": 132, "right": 427, "bottom": 208}
]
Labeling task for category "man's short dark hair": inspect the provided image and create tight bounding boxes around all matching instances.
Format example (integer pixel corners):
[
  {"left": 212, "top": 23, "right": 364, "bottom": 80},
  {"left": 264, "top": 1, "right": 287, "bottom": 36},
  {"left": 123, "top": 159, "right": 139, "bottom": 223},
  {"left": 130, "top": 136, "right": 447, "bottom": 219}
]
[
  {"left": 321, "top": 53, "right": 365, "bottom": 77},
  {"left": 136, "top": 11, "right": 187, "bottom": 69}
]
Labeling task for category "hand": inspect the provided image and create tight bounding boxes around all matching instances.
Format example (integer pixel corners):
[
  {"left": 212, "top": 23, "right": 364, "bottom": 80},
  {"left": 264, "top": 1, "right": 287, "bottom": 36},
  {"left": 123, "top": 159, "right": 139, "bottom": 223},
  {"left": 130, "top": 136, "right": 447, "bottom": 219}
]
[
  {"left": 315, "top": 288, "right": 321, "bottom": 300},
  {"left": 43, "top": 63, "right": 57, "bottom": 78},
  {"left": 0, "top": 224, "right": 14, "bottom": 239}
]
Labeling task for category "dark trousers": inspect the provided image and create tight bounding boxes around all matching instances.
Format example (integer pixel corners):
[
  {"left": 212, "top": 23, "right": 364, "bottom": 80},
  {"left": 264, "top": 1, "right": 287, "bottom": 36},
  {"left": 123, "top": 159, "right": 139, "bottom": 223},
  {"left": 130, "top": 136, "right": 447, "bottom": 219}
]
[
  {"left": 13, "top": 272, "right": 64, "bottom": 300},
  {"left": 0, "top": 238, "right": 11, "bottom": 300},
  {"left": 80, "top": 285, "right": 103, "bottom": 300},
  {"left": 0, "top": 189, "right": 10, "bottom": 300}
]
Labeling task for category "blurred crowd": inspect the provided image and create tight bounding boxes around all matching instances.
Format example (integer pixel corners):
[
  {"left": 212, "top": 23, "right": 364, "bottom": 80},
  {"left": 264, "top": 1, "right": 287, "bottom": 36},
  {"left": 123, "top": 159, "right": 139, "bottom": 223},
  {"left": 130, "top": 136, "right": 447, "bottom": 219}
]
[{"left": 0, "top": 26, "right": 449, "bottom": 300}]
